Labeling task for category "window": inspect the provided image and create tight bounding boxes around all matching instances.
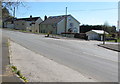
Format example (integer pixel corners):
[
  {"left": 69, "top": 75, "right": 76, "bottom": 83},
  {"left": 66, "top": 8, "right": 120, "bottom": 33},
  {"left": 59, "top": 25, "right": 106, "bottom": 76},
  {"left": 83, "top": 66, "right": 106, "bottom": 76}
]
[
  {"left": 73, "top": 27, "right": 78, "bottom": 33},
  {"left": 69, "top": 23, "right": 73, "bottom": 27},
  {"left": 69, "top": 18, "right": 71, "bottom": 21}
]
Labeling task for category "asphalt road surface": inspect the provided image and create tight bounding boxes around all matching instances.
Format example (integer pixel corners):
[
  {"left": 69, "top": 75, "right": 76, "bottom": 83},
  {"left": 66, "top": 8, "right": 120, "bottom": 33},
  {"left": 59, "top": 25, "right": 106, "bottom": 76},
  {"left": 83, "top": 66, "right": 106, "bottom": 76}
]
[{"left": 2, "top": 29, "right": 118, "bottom": 82}]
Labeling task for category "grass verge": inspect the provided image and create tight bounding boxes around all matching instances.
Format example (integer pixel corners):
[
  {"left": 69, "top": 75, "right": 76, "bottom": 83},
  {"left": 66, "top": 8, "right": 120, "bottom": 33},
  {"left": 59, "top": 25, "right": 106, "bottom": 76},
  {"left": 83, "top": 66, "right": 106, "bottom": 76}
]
[
  {"left": 106, "top": 38, "right": 120, "bottom": 43},
  {"left": 11, "top": 65, "right": 28, "bottom": 82}
]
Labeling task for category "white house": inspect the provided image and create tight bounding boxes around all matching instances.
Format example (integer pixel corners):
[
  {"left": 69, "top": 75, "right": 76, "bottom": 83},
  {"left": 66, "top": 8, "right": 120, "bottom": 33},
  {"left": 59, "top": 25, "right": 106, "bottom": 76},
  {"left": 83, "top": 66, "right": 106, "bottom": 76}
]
[
  {"left": 39, "top": 15, "right": 80, "bottom": 35},
  {"left": 14, "top": 15, "right": 43, "bottom": 33},
  {"left": 86, "top": 30, "right": 109, "bottom": 41}
]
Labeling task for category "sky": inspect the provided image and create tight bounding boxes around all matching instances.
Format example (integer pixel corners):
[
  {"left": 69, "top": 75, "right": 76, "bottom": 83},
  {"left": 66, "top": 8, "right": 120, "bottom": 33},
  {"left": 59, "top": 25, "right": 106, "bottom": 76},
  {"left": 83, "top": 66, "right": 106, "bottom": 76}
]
[{"left": 12, "top": 2, "right": 118, "bottom": 26}]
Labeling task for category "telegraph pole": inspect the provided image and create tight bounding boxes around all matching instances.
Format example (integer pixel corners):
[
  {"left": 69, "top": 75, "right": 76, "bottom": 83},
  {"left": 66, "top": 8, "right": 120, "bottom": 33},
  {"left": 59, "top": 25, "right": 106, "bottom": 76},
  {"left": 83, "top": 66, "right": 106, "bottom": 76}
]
[
  {"left": 13, "top": 7, "right": 15, "bottom": 29},
  {"left": 65, "top": 7, "right": 67, "bottom": 37},
  {"left": 103, "top": 25, "right": 106, "bottom": 45}
]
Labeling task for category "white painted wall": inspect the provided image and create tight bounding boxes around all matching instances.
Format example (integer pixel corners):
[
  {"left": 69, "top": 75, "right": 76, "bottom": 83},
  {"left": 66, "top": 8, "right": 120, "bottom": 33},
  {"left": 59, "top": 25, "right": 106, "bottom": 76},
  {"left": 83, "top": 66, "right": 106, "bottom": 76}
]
[
  {"left": 67, "top": 16, "right": 80, "bottom": 33},
  {"left": 86, "top": 31, "right": 100, "bottom": 40},
  {"left": 57, "top": 15, "right": 80, "bottom": 34}
]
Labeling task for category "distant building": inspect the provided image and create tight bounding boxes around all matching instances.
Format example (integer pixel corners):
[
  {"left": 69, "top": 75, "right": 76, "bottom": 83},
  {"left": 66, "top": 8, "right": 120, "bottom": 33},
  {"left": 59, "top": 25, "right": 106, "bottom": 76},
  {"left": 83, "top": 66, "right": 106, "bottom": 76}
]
[
  {"left": 39, "top": 15, "right": 80, "bottom": 34},
  {"left": 86, "top": 30, "right": 109, "bottom": 41},
  {"left": 14, "top": 15, "right": 43, "bottom": 33}
]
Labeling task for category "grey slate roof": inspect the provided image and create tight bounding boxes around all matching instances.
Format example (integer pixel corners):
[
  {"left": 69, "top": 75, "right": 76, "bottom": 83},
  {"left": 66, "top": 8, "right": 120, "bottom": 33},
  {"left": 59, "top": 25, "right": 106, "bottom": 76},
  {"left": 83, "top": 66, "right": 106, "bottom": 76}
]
[
  {"left": 40, "top": 15, "right": 71, "bottom": 24},
  {"left": 16, "top": 17, "right": 40, "bottom": 21}
]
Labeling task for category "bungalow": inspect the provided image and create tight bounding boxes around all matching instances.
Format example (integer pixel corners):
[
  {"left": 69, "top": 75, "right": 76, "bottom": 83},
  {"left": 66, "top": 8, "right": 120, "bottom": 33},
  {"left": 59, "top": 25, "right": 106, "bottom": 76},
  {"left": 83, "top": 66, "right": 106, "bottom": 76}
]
[
  {"left": 39, "top": 15, "right": 80, "bottom": 35},
  {"left": 14, "top": 15, "right": 43, "bottom": 33},
  {"left": 86, "top": 30, "right": 109, "bottom": 41}
]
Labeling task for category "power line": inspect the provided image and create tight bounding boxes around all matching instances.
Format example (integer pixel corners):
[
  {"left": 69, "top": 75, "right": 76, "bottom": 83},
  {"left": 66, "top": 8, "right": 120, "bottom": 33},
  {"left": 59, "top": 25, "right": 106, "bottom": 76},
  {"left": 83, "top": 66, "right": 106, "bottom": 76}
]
[
  {"left": 35, "top": 7, "right": 118, "bottom": 12},
  {"left": 69, "top": 8, "right": 118, "bottom": 12}
]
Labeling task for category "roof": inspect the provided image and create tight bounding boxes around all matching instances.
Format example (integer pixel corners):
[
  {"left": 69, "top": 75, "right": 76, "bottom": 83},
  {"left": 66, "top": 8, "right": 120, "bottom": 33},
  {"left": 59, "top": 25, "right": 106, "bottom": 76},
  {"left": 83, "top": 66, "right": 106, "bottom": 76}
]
[
  {"left": 87, "top": 30, "right": 109, "bottom": 34},
  {"left": 15, "top": 17, "right": 40, "bottom": 21},
  {"left": 40, "top": 15, "right": 80, "bottom": 25},
  {"left": 4, "top": 17, "right": 16, "bottom": 22}
]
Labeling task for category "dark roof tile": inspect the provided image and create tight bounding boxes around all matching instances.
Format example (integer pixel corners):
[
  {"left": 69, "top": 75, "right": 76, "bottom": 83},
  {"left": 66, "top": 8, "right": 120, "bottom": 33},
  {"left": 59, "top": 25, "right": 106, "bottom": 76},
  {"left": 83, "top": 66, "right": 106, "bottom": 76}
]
[
  {"left": 16, "top": 17, "right": 40, "bottom": 21},
  {"left": 40, "top": 15, "right": 70, "bottom": 24}
]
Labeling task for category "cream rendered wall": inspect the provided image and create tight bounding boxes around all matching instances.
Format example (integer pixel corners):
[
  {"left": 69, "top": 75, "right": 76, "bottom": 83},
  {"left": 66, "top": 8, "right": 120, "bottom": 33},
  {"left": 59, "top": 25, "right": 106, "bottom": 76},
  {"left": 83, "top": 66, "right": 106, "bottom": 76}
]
[
  {"left": 57, "top": 19, "right": 65, "bottom": 34},
  {"left": 40, "top": 24, "right": 56, "bottom": 34},
  {"left": 34, "top": 18, "right": 43, "bottom": 33},
  {"left": 15, "top": 20, "right": 33, "bottom": 31},
  {"left": 26, "top": 21, "right": 33, "bottom": 32},
  {"left": 14, "top": 20, "right": 26, "bottom": 30}
]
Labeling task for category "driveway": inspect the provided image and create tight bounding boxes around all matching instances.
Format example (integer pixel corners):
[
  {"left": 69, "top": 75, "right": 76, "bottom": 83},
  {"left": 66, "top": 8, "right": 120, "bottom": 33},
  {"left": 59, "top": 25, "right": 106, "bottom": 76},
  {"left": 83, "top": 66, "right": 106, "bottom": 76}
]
[{"left": 1, "top": 29, "right": 118, "bottom": 82}]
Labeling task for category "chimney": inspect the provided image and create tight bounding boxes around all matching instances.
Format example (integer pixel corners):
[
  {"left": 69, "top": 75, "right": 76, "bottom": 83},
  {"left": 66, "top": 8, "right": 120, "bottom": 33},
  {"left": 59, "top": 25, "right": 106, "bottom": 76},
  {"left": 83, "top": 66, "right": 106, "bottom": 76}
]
[
  {"left": 44, "top": 15, "right": 47, "bottom": 21},
  {"left": 30, "top": 15, "right": 32, "bottom": 19}
]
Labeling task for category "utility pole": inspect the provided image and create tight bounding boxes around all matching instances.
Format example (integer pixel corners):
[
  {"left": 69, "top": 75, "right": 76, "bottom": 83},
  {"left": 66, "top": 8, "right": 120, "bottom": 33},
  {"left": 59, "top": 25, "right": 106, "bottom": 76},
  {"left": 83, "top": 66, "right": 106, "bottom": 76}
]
[
  {"left": 103, "top": 26, "right": 106, "bottom": 45},
  {"left": 65, "top": 7, "right": 67, "bottom": 37},
  {"left": 13, "top": 7, "right": 15, "bottom": 29}
]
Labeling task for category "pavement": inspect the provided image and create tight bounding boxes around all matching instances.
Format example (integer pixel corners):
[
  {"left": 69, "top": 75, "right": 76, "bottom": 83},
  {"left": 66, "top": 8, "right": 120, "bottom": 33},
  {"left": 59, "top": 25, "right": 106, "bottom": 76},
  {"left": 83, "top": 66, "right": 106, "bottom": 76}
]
[
  {"left": 1, "top": 34, "right": 22, "bottom": 83},
  {"left": 2, "top": 29, "right": 118, "bottom": 82},
  {"left": 98, "top": 43, "right": 120, "bottom": 52},
  {"left": 10, "top": 40, "right": 97, "bottom": 82}
]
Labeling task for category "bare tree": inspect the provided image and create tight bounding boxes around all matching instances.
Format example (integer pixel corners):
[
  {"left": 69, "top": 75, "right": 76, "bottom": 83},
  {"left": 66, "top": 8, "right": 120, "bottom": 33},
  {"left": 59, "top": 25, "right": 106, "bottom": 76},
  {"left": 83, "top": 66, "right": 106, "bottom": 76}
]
[{"left": 2, "top": 0, "right": 24, "bottom": 11}]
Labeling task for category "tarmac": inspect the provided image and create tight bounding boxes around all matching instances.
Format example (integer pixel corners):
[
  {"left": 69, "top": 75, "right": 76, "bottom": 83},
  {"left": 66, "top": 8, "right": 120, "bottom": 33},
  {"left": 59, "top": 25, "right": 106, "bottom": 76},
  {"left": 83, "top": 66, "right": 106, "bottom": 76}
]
[{"left": 1, "top": 35, "right": 23, "bottom": 84}]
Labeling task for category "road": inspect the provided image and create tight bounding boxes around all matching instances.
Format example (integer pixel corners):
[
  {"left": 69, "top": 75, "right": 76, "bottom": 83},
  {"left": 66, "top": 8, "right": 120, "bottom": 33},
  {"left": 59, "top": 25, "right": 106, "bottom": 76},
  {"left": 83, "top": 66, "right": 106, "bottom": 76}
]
[{"left": 1, "top": 29, "right": 118, "bottom": 82}]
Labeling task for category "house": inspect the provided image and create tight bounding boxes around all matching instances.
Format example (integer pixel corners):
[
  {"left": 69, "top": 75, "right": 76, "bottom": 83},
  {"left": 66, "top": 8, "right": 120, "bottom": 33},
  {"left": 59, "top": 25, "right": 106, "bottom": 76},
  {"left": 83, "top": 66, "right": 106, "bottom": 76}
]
[
  {"left": 86, "top": 30, "right": 109, "bottom": 41},
  {"left": 14, "top": 15, "right": 43, "bottom": 33},
  {"left": 3, "top": 17, "right": 15, "bottom": 28},
  {"left": 39, "top": 15, "right": 80, "bottom": 35}
]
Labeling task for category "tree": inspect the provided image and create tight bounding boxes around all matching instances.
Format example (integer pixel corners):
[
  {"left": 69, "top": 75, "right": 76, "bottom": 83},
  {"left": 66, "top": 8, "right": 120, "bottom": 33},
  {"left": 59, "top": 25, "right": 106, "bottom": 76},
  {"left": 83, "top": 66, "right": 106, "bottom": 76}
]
[
  {"left": 2, "top": 1, "right": 23, "bottom": 11},
  {"left": 2, "top": 1, "right": 25, "bottom": 18},
  {"left": 2, "top": 7, "right": 12, "bottom": 20}
]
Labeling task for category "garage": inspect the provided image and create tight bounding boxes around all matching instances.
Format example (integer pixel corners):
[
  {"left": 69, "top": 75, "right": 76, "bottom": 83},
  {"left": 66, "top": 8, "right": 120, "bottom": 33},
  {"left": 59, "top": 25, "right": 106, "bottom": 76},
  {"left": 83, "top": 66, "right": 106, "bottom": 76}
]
[{"left": 86, "top": 30, "right": 108, "bottom": 41}]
